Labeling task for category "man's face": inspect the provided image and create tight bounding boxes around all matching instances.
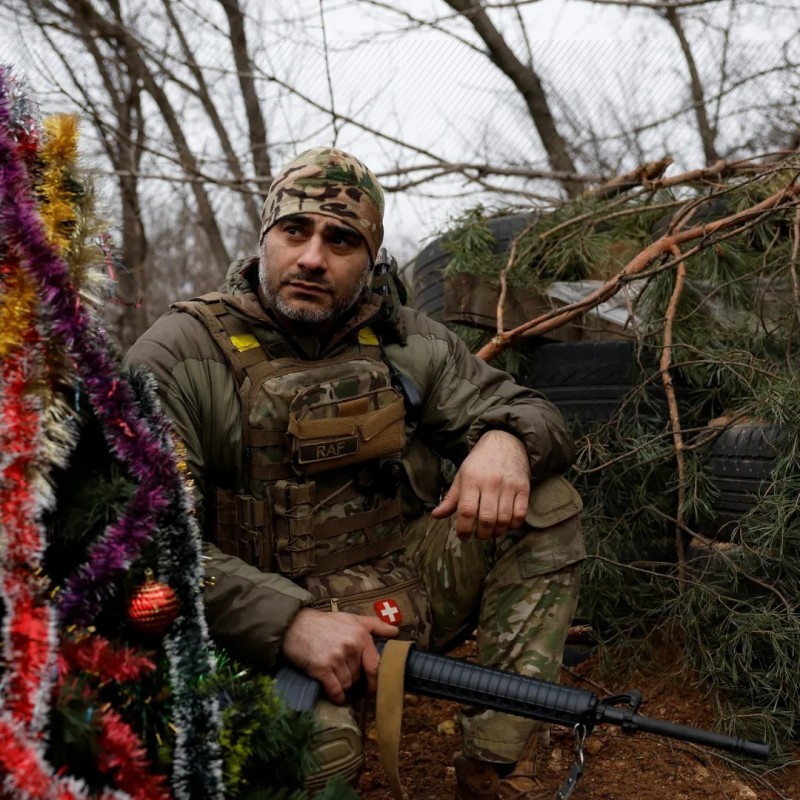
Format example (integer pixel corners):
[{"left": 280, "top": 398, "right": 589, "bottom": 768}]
[{"left": 259, "top": 213, "right": 372, "bottom": 334}]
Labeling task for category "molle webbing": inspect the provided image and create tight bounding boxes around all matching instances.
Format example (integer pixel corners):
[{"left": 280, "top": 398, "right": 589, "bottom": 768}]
[
  {"left": 269, "top": 478, "right": 403, "bottom": 577},
  {"left": 271, "top": 502, "right": 402, "bottom": 546},
  {"left": 213, "top": 488, "right": 271, "bottom": 569},
  {"left": 178, "top": 293, "right": 404, "bottom": 577}
]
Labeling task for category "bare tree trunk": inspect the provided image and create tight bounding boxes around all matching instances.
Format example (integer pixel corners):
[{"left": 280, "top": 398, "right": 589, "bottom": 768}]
[
  {"left": 63, "top": 0, "right": 232, "bottom": 269},
  {"left": 443, "top": 0, "right": 580, "bottom": 196},
  {"left": 30, "top": 1, "right": 151, "bottom": 345},
  {"left": 219, "top": 0, "right": 272, "bottom": 202},
  {"left": 663, "top": 4, "right": 719, "bottom": 165},
  {"left": 161, "top": 0, "right": 262, "bottom": 233},
  {"left": 115, "top": 96, "right": 151, "bottom": 348}
]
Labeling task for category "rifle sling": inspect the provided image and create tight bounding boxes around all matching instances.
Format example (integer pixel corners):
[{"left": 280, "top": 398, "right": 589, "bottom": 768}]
[{"left": 376, "top": 639, "right": 413, "bottom": 800}]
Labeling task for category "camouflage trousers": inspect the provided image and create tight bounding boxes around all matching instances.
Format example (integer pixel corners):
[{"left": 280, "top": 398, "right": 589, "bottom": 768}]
[
  {"left": 303, "top": 475, "right": 585, "bottom": 790},
  {"left": 406, "top": 474, "right": 585, "bottom": 762}
]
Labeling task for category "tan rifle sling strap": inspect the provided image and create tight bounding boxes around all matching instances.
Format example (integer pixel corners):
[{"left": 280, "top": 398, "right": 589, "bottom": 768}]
[{"left": 376, "top": 639, "right": 413, "bottom": 800}]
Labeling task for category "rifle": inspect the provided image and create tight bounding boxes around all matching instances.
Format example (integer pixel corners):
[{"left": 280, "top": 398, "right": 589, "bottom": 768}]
[{"left": 275, "top": 640, "right": 769, "bottom": 798}]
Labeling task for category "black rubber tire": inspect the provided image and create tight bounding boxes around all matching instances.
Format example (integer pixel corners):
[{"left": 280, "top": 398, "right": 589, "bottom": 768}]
[
  {"left": 708, "top": 423, "right": 790, "bottom": 539},
  {"left": 411, "top": 212, "right": 535, "bottom": 320},
  {"left": 685, "top": 537, "right": 777, "bottom": 600},
  {"left": 518, "top": 340, "right": 639, "bottom": 424}
]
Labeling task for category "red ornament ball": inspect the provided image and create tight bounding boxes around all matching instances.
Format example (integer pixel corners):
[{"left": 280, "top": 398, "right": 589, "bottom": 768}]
[{"left": 128, "top": 569, "right": 179, "bottom": 635}]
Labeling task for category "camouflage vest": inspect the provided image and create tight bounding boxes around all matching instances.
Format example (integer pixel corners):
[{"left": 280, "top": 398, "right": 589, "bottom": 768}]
[{"left": 177, "top": 293, "right": 432, "bottom": 643}]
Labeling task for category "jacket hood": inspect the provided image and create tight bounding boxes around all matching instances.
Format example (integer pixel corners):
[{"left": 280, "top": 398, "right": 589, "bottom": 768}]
[{"left": 222, "top": 256, "right": 259, "bottom": 295}]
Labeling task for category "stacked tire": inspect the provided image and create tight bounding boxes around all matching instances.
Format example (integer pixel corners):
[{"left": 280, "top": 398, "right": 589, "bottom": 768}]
[
  {"left": 519, "top": 340, "right": 638, "bottom": 426},
  {"left": 687, "top": 421, "right": 791, "bottom": 597},
  {"left": 707, "top": 422, "right": 790, "bottom": 540},
  {"left": 411, "top": 213, "right": 536, "bottom": 321}
]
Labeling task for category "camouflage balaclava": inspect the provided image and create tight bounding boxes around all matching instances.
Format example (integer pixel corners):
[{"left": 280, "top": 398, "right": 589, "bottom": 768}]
[{"left": 260, "top": 146, "right": 385, "bottom": 261}]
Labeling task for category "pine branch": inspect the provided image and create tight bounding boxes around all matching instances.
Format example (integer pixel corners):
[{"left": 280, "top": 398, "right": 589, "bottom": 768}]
[{"left": 476, "top": 172, "right": 800, "bottom": 361}]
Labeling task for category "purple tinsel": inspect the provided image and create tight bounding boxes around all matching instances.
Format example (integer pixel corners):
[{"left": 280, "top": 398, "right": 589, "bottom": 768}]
[
  {"left": 0, "top": 69, "right": 223, "bottom": 798},
  {"left": 0, "top": 75, "right": 174, "bottom": 626}
]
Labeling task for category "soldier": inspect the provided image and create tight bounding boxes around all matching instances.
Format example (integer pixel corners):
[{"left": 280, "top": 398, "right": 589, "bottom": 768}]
[{"left": 125, "top": 147, "right": 585, "bottom": 800}]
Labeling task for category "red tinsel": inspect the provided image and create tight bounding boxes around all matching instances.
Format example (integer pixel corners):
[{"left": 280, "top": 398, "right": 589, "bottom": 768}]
[
  {"left": 96, "top": 709, "right": 171, "bottom": 800},
  {"left": 0, "top": 331, "right": 56, "bottom": 734},
  {"left": 0, "top": 717, "right": 97, "bottom": 800},
  {"left": 58, "top": 635, "right": 156, "bottom": 686}
]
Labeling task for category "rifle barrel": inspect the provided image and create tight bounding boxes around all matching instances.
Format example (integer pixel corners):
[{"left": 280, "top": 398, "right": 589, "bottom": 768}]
[
  {"left": 597, "top": 705, "right": 770, "bottom": 760},
  {"left": 397, "top": 644, "right": 596, "bottom": 728}
]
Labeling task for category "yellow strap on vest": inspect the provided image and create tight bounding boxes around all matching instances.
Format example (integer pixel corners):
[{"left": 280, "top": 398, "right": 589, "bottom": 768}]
[{"left": 376, "top": 639, "right": 413, "bottom": 800}]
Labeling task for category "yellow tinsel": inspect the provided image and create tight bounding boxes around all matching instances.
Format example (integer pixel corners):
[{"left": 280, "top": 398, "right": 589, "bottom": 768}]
[
  {"left": 0, "top": 115, "right": 80, "bottom": 360},
  {"left": 0, "top": 273, "right": 36, "bottom": 358},
  {"left": 39, "top": 114, "right": 80, "bottom": 254}
]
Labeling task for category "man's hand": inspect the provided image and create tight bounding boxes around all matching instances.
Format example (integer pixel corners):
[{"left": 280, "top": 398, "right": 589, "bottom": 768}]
[
  {"left": 431, "top": 429, "right": 531, "bottom": 541},
  {"left": 281, "top": 608, "right": 399, "bottom": 704}
]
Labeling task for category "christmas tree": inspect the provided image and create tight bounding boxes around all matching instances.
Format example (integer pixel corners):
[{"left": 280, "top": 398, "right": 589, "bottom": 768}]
[{"left": 0, "top": 68, "right": 352, "bottom": 800}]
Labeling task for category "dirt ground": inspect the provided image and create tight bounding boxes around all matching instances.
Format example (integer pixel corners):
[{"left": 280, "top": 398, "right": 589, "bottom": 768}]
[{"left": 356, "top": 641, "right": 800, "bottom": 800}]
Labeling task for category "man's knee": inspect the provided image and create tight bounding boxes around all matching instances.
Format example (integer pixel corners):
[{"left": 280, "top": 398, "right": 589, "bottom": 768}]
[
  {"left": 508, "top": 475, "right": 585, "bottom": 573},
  {"left": 303, "top": 700, "right": 365, "bottom": 793},
  {"left": 477, "top": 477, "right": 585, "bottom": 675}
]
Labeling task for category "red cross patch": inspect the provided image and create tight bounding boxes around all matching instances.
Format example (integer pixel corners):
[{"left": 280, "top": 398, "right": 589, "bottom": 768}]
[{"left": 374, "top": 598, "right": 402, "bottom": 625}]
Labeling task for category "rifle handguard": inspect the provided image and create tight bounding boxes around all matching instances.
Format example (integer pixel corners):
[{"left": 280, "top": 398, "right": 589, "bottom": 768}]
[{"left": 377, "top": 640, "right": 596, "bottom": 728}]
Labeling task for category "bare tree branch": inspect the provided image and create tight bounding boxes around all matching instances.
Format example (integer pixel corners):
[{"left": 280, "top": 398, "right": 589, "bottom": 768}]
[
  {"left": 661, "top": 242, "right": 688, "bottom": 584},
  {"left": 162, "top": 0, "right": 262, "bottom": 231},
  {"left": 218, "top": 0, "right": 272, "bottom": 197},
  {"left": 662, "top": 2, "right": 719, "bottom": 164},
  {"left": 442, "top": 0, "right": 580, "bottom": 195}
]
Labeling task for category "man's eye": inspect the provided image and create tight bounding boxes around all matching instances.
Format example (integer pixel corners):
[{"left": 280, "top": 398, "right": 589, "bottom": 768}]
[{"left": 331, "top": 233, "right": 355, "bottom": 247}]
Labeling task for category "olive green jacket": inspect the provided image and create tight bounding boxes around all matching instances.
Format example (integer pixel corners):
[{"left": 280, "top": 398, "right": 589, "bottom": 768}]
[{"left": 124, "top": 257, "right": 575, "bottom": 668}]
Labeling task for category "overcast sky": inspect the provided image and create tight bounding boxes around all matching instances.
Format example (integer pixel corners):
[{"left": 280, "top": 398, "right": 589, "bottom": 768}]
[{"left": 1, "top": 0, "right": 797, "bottom": 264}]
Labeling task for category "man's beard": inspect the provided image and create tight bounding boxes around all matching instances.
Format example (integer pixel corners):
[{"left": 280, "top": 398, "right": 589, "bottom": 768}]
[{"left": 259, "top": 260, "right": 371, "bottom": 324}]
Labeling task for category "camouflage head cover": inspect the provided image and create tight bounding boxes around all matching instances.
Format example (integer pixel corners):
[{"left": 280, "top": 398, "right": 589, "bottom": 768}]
[{"left": 260, "top": 147, "right": 385, "bottom": 261}]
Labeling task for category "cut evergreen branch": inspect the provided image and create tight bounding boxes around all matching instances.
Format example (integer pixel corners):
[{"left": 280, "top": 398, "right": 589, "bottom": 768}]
[{"left": 432, "top": 151, "right": 800, "bottom": 752}]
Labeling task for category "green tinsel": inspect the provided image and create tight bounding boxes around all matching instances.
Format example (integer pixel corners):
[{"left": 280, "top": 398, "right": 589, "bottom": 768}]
[{"left": 204, "top": 655, "right": 358, "bottom": 800}]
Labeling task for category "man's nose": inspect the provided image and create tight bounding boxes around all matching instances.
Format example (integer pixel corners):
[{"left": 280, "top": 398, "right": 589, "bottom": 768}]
[{"left": 298, "top": 234, "right": 327, "bottom": 270}]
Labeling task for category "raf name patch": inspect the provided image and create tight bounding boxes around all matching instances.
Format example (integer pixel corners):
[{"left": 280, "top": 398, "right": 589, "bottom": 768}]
[{"left": 296, "top": 436, "right": 359, "bottom": 464}]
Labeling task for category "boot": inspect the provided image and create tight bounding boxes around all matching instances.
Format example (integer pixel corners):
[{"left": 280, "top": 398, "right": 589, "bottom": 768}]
[
  {"left": 454, "top": 755, "right": 551, "bottom": 800},
  {"left": 496, "top": 774, "right": 550, "bottom": 800},
  {"left": 453, "top": 755, "right": 501, "bottom": 800},
  {"left": 496, "top": 732, "right": 549, "bottom": 800}
]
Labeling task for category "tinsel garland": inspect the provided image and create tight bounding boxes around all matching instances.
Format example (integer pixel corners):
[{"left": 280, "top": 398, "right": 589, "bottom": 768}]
[
  {"left": 0, "top": 339, "right": 56, "bottom": 735},
  {"left": 0, "top": 73, "right": 61, "bottom": 745},
  {"left": 0, "top": 87, "right": 38, "bottom": 362},
  {"left": 0, "top": 69, "right": 222, "bottom": 798},
  {"left": 0, "top": 77, "right": 169, "bottom": 628},
  {"left": 0, "top": 716, "right": 127, "bottom": 800},
  {"left": 96, "top": 709, "right": 172, "bottom": 800},
  {"left": 0, "top": 70, "right": 104, "bottom": 800},
  {"left": 58, "top": 635, "right": 156, "bottom": 684},
  {"left": 124, "top": 371, "right": 223, "bottom": 799}
]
